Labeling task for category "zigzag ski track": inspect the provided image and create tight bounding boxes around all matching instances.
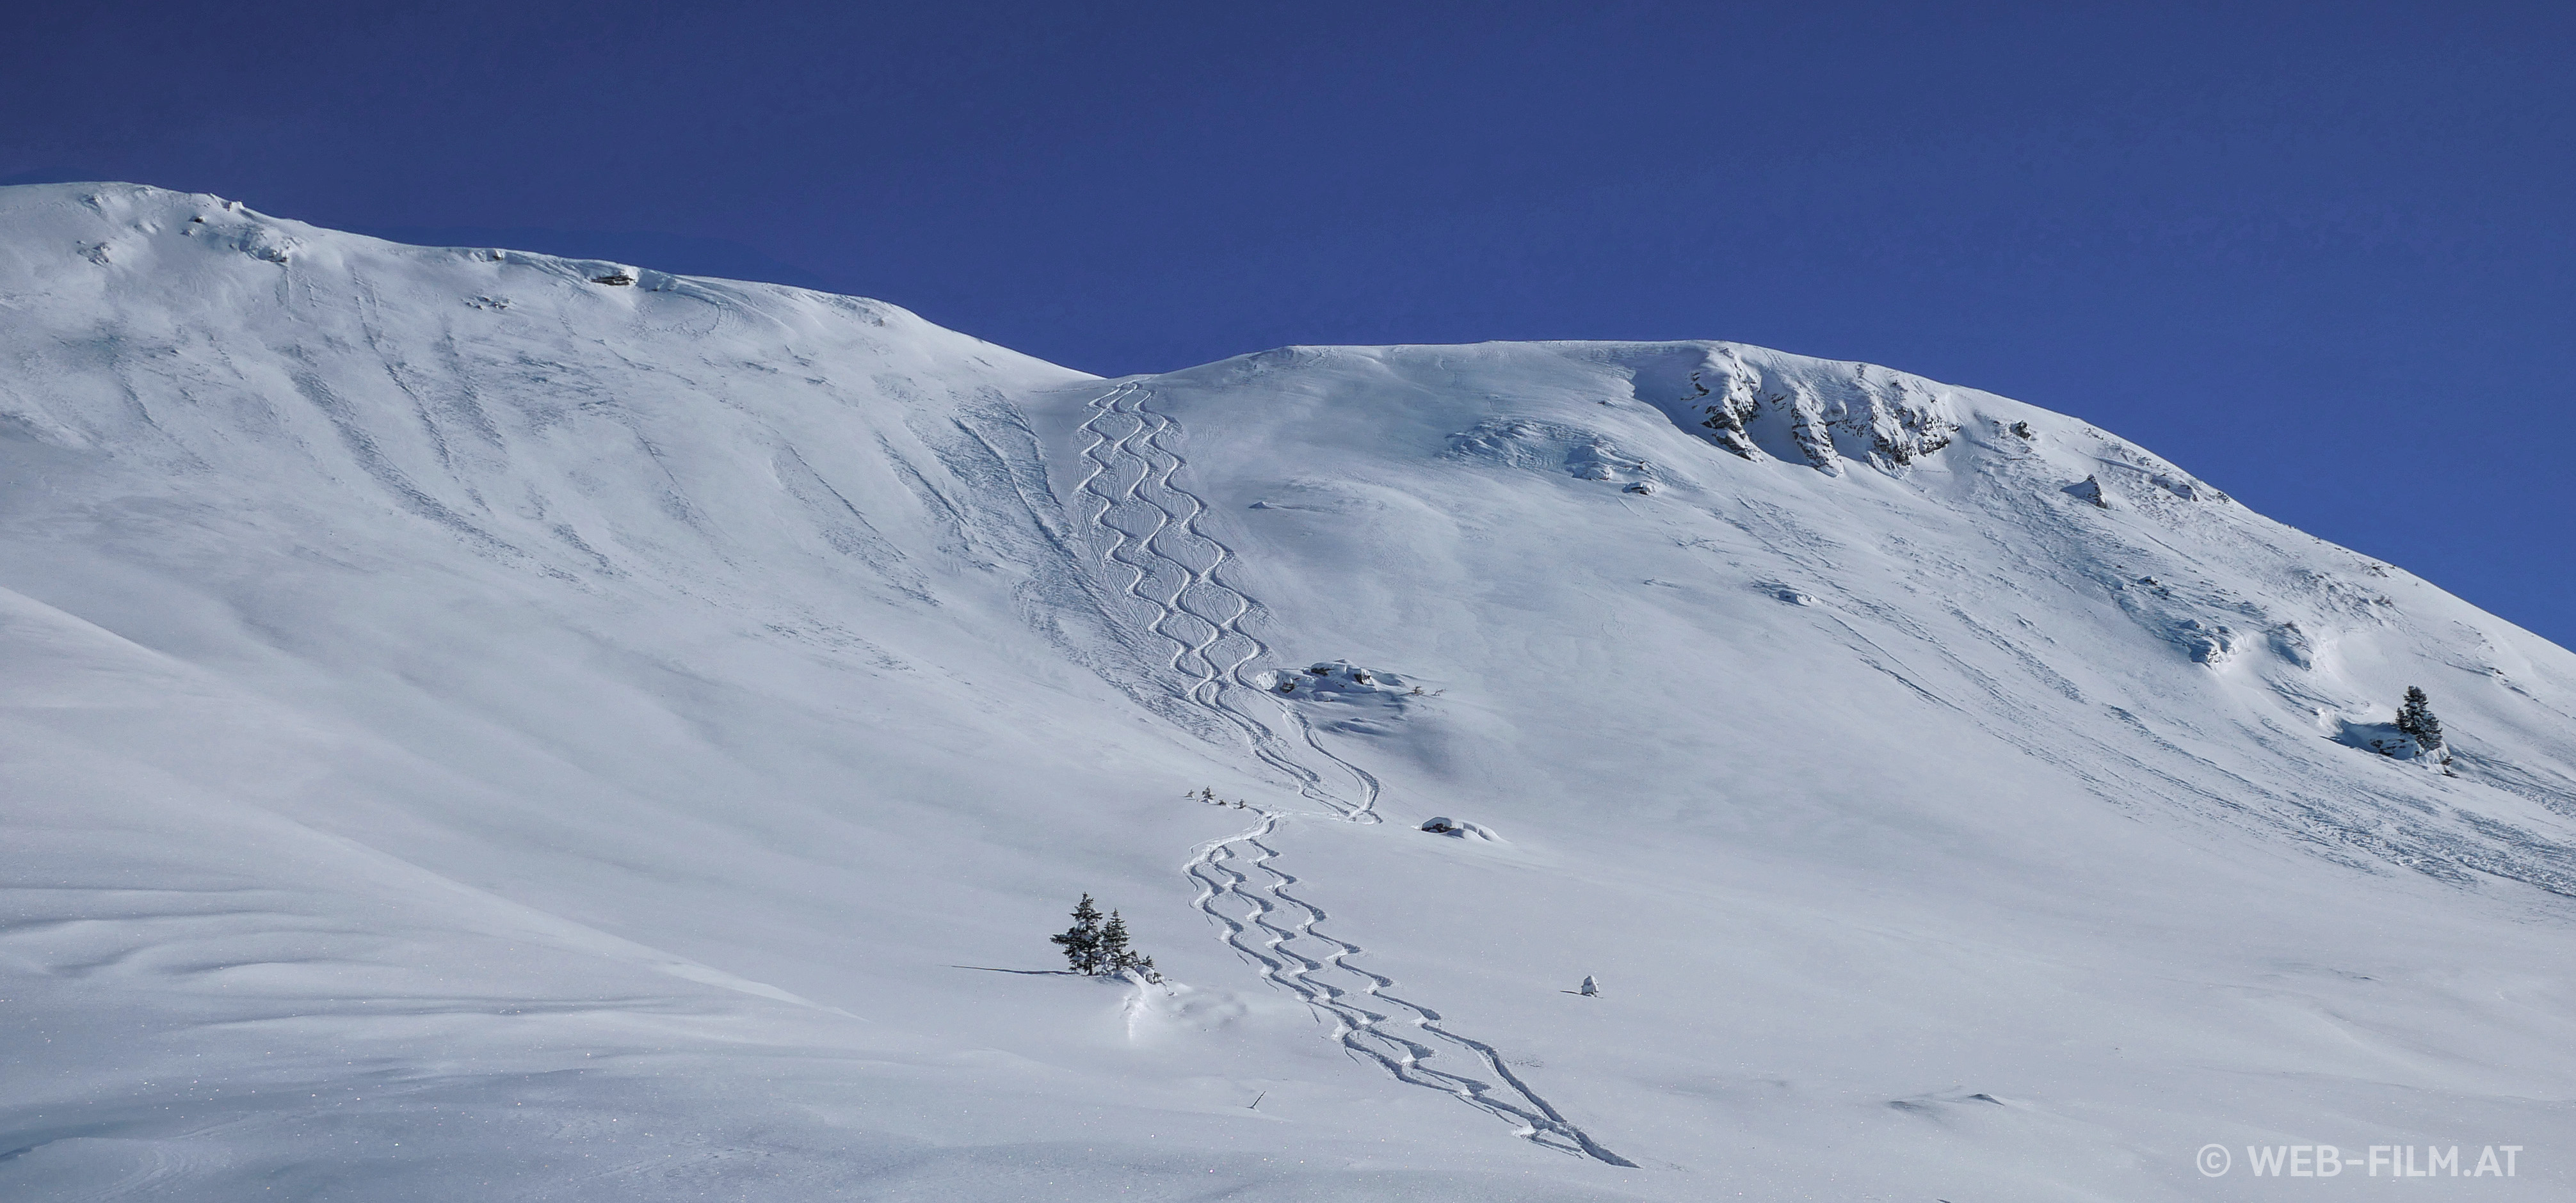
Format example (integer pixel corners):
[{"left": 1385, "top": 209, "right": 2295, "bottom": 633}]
[{"left": 1074, "top": 383, "right": 1633, "bottom": 1168}]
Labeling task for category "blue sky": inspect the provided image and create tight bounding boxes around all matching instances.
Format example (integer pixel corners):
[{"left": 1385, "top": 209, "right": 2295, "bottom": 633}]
[{"left": 7, "top": 1, "right": 2572, "bottom": 646}]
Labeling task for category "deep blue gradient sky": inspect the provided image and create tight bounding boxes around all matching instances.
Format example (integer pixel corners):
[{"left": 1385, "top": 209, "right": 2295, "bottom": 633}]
[{"left": 8, "top": 2, "right": 2573, "bottom": 645}]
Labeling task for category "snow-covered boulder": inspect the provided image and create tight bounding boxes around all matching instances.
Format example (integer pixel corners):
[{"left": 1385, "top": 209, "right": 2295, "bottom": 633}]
[
  {"left": 1263, "top": 660, "right": 1428, "bottom": 736},
  {"left": 2335, "top": 719, "right": 2453, "bottom": 769}
]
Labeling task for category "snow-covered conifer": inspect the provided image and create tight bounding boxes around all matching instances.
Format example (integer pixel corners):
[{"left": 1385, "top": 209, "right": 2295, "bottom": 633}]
[
  {"left": 2396, "top": 687, "right": 2444, "bottom": 752},
  {"left": 1096, "top": 909, "right": 1160, "bottom": 981},
  {"left": 1099, "top": 908, "right": 1129, "bottom": 966},
  {"left": 1051, "top": 898, "right": 1157, "bottom": 980},
  {"left": 1051, "top": 894, "right": 1105, "bottom": 975}
]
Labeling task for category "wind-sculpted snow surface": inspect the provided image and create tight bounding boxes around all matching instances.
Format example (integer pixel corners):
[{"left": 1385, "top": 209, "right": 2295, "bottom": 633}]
[
  {"left": 6, "top": 184, "right": 2576, "bottom": 1200},
  {"left": 1075, "top": 383, "right": 1630, "bottom": 1164}
]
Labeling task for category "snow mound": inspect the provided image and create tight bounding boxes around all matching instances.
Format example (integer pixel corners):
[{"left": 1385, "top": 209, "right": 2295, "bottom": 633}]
[
  {"left": 2331, "top": 716, "right": 2454, "bottom": 770},
  {"left": 1262, "top": 660, "right": 1428, "bottom": 737},
  {"left": 1419, "top": 816, "right": 1501, "bottom": 840},
  {"left": 1446, "top": 417, "right": 1665, "bottom": 488}
]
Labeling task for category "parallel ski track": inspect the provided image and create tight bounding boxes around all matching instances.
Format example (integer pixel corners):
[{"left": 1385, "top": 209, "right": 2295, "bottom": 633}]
[{"left": 1074, "top": 382, "right": 1632, "bottom": 1167}]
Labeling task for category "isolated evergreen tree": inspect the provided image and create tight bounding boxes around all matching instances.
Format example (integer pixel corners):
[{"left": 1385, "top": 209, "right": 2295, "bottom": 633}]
[
  {"left": 1051, "top": 894, "right": 1104, "bottom": 975},
  {"left": 2395, "top": 686, "right": 2445, "bottom": 753},
  {"left": 1099, "top": 909, "right": 1129, "bottom": 964},
  {"left": 1049, "top": 895, "right": 1158, "bottom": 980},
  {"left": 1100, "top": 909, "right": 1160, "bottom": 982}
]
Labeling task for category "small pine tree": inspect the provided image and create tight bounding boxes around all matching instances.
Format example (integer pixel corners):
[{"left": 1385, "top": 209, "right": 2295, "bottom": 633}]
[
  {"left": 1050, "top": 894, "right": 1104, "bottom": 975},
  {"left": 1049, "top": 895, "right": 1159, "bottom": 981},
  {"left": 2395, "top": 686, "right": 2444, "bottom": 752},
  {"left": 1099, "top": 909, "right": 1127, "bottom": 963},
  {"left": 1091, "top": 909, "right": 1161, "bottom": 982}
]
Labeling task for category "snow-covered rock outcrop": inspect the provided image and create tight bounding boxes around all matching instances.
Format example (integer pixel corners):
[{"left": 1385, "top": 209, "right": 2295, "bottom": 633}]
[{"left": 1609, "top": 342, "right": 1961, "bottom": 472}]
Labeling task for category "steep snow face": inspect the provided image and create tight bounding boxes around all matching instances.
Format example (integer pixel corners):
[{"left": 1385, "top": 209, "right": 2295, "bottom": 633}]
[
  {"left": 5, "top": 185, "right": 2576, "bottom": 1200},
  {"left": 1138, "top": 341, "right": 2576, "bottom": 867},
  {"left": 1033, "top": 343, "right": 2576, "bottom": 1196}
]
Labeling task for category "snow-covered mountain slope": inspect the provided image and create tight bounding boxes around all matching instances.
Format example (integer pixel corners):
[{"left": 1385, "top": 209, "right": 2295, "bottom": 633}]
[{"left": 4, "top": 183, "right": 2573, "bottom": 1200}]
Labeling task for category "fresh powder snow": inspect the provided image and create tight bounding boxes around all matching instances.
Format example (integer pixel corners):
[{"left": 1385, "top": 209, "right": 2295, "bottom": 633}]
[{"left": 3, "top": 182, "right": 2572, "bottom": 1200}]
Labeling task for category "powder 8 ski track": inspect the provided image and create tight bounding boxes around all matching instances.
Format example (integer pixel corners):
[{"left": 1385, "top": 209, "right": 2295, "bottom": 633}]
[{"left": 1074, "top": 382, "right": 1632, "bottom": 1167}]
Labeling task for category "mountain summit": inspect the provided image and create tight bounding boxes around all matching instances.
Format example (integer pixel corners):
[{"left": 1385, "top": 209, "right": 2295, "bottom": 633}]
[{"left": 4, "top": 183, "right": 2572, "bottom": 1200}]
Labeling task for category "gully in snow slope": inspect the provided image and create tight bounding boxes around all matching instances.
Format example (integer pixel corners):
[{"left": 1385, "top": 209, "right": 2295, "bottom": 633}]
[{"left": 1072, "top": 383, "right": 1634, "bottom": 1167}]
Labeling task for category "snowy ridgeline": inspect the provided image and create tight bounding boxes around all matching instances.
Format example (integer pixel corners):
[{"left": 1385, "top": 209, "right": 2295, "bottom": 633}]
[{"left": 4, "top": 184, "right": 2576, "bottom": 1201}]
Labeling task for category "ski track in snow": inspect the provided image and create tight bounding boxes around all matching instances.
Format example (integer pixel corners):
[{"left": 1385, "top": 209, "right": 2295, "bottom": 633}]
[{"left": 1073, "top": 383, "right": 1634, "bottom": 1167}]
